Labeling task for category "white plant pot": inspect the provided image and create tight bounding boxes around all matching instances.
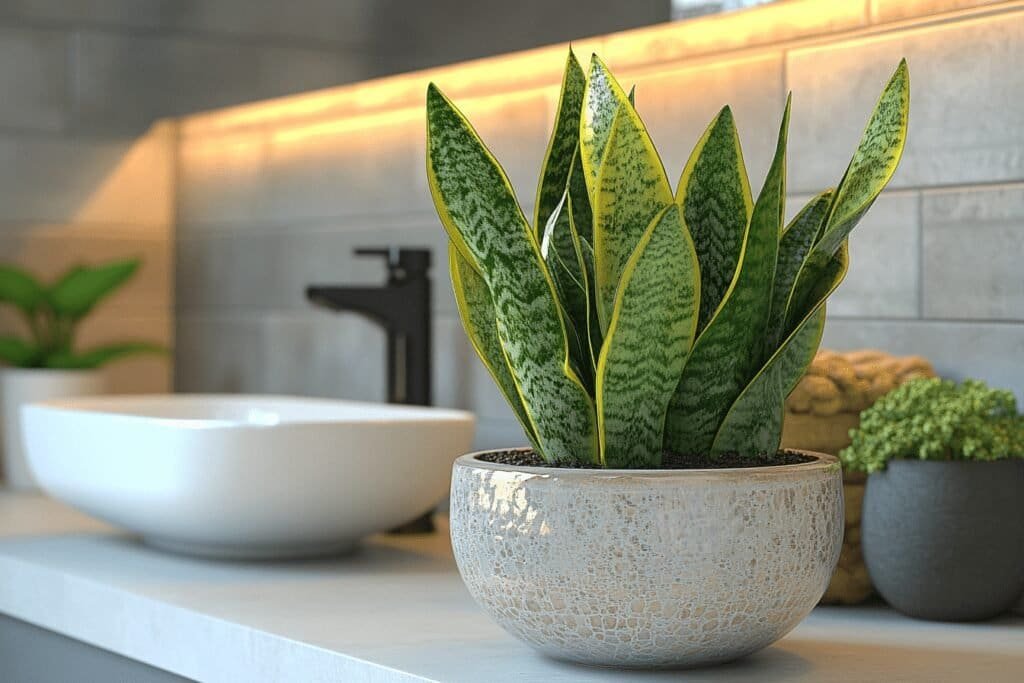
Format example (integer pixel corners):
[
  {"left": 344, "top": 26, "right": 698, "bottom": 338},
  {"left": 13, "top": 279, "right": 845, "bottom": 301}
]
[
  {"left": 1, "top": 368, "right": 107, "bottom": 490},
  {"left": 449, "top": 449, "right": 843, "bottom": 668}
]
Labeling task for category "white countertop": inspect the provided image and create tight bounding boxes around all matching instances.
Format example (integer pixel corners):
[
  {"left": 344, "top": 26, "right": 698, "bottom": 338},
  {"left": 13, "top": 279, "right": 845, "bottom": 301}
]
[{"left": 1, "top": 491, "right": 1021, "bottom": 682}]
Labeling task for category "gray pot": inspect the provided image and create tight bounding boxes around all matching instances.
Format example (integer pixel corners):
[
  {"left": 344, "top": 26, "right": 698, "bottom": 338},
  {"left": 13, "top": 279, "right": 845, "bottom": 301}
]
[{"left": 862, "top": 459, "right": 1024, "bottom": 621}]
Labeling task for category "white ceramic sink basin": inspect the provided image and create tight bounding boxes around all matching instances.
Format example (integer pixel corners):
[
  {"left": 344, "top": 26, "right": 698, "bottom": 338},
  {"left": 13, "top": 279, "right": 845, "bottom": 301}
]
[{"left": 22, "top": 395, "right": 475, "bottom": 559}]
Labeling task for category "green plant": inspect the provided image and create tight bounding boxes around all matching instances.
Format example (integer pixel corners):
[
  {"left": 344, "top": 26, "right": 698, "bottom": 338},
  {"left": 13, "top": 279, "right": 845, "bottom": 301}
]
[
  {"left": 427, "top": 50, "right": 909, "bottom": 467},
  {"left": 841, "top": 378, "right": 1024, "bottom": 473},
  {"left": 0, "top": 258, "right": 164, "bottom": 369}
]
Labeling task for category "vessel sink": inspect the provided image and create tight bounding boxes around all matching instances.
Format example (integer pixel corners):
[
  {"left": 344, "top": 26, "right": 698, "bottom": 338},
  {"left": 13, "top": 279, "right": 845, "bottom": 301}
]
[{"left": 22, "top": 395, "right": 475, "bottom": 559}]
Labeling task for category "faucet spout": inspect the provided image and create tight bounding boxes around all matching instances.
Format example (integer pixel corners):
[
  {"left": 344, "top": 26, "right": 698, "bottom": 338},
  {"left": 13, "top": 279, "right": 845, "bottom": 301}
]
[
  {"left": 306, "top": 286, "right": 407, "bottom": 329},
  {"left": 305, "top": 247, "right": 432, "bottom": 407}
]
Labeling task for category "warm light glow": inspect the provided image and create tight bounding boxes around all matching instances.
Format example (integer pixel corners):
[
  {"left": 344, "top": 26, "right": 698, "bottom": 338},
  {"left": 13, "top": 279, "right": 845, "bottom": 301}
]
[{"left": 178, "top": 0, "right": 1006, "bottom": 142}]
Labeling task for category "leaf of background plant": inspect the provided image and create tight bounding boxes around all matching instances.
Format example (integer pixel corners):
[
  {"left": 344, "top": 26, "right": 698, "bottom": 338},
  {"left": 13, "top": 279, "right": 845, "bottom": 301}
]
[
  {"left": 580, "top": 55, "right": 632, "bottom": 200},
  {"left": 591, "top": 106, "right": 672, "bottom": 332},
  {"left": 43, "top": 341, "right": 164, "bottom": 369},
  {"left": 450, "top": 244, "right": 542, "bottom": 453},
  {"left": 787, "top": 60, "right": 909, "bottom": 331},
  {"left": 48, "top": 258, "right": 140, "bottom": 319},
  {"left": 665, "top": 98, "right": 789, "bottom": 456},
  {"left": 534, "top": 50, "right": 586, "bottom": 239},
  {"left": 597, "top": 205, "right": 699, "bottom": 468},
  {"left": 0, "top": 336, "right": 40, "bottom": 367},
  {"left": 541, "top": 193, "right": 595, "bottom": 383},
  {"left": 713, "top": 243, "right": 849, "bottom": 455},
  {"left": 765, "top": 189, "right": 832, "bottom": 352},
  {"left": 675, "top": 106, "right": 753, "bottom": 333},
  {"left": 426, "top": 84, "right": 597, "bottom": 464},
  {"left": 0, "top": 265, "right": 46, "bottom": 314}
]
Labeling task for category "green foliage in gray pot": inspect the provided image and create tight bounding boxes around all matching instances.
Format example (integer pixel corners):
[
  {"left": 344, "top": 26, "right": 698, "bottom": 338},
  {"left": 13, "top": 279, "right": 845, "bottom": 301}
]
[
  {"left": 427, "top": 50, "right": 910, "bottom": 467},
  {"left": 841, "top": 377, "right": 1024, "bottom": 473},
  {"left": 0, "top": 258, "right": 164, "bottom": 369}
]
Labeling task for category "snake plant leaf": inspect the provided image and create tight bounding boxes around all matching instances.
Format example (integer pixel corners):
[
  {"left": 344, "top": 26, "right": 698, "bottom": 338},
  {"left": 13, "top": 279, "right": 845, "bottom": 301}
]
[
  {"left": 818, "top": 59, "right": 909, "bottom": 255},
  {"left": 0, "top": 336, "right": 40, "bottom": 367},
  {"left": 534, "top": 50, "right": 586, "bottom": 238},
  {"left": 627, "top": 85, "right": 635, "bottom": 105},
  {"left": 48, "top": 258, "right": 139, "bottom": 320},
  {"left": 541, "top": 193, "right": 594, "bottom": 385},
  {"left": 426, "top": 83, "right": 597, "bottom": 464},
  {"left": 575, "top": 231, "right": 604, "bottom": 360},
  {"left": 580, "top": 54, "right": 632, "bottom": 199},
  {"left": 597, "top": 205, "right": 699, "bottom": 468},
  {"left": 44, "top": 342, "right": 166, "bottom": 370},
  {"left": 675, "top": 106, "right": 753, "bottom": 332},
  {"left": 665, "top": 98, "right": 790, "bottom": 456},
  {"left": 787, "top": 60, "right": 909, "bottom": 331},
  {"left": 765, "top": 189, "right": 833, "bottom": 351},
  {"left": 712, "top": 306, "right": 826, "bottom": 456},
  {"left": 567, "top": 145, "right": 593, "bottom": 244},
  {"left": 450, "top": 244, "right": 542, "bottom": 453},
  {"left": 713, "top": 243, "right": 849, "bottom": 455},
  {"left": 0, "top": 265, "right": 46, "bottom": 315},
  {"left": 591, "top": 106, "right": 673, "bottom": 332}
]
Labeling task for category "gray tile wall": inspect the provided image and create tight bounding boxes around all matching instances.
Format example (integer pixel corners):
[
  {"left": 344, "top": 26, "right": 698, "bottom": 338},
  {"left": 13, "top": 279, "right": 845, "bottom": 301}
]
[
  {"left": 175, "top": 0, "right": 1024, "bottom": 450},
  {"left": 4, "top": 0, "right": 664, "bottom": 394}
]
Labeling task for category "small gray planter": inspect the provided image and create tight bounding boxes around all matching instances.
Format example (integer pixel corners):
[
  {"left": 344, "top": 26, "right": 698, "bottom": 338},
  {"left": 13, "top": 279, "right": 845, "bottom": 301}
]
[{"left": 862, "top": 459, "right": 1024, "bottom": 621}]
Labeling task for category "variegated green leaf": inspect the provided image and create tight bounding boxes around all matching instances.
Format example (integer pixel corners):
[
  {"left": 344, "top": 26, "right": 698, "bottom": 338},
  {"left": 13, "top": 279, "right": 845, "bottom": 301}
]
[
  {"left": 712, "top": 306, "right": 826, "bottom": 456},
  {"left": 713, "top": 243, "right": 850, "bottom": 455},
  {"left": 450, "top": 244, "right": 542, "bottom": 453},
  {"left": 819, "top": 59, "right": 909, "bottom": 254},
  {"left": 580, "top": 54, "right": 631, "bottom": 199},
  {"left": 765, "top": 189, "right": 832, "bottom": 351},
  {"left": 675, "top": 106, "right": 753, "bottom": 332},
  {"left": 426, "top": 84, "right": 597, "bottom": 464},
  {"left": 567, "top": 145, "right": 593, "bottom": 244},
  {"left": 598, "top": 205, "right": 699, "bottom": 468},
  {"left": 576, "top": 232, "right": 604, "bottom": 359},
  {"left": 627, "top": 84, "right": 635, "bottom": 105},
  {"left": 787, "top": 60, "right": 909, "bottom": 330},
  {"left": 534, "top": 50, "right": 586, "bottom": 238},
  {"left": 591, "top": 106, "right": 673, "bottom": 332},
  {"left": 665, "top": 99, "right": 789, "bottom": 455},
  {"left": 541, "top": 192, "right": 594, "bottom": 385}
]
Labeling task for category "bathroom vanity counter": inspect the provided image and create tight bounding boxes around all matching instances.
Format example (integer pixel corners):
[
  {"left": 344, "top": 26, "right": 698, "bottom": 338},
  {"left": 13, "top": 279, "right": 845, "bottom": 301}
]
[{"left": 1, "top": 491, "right": 1021, "bottom": 682}]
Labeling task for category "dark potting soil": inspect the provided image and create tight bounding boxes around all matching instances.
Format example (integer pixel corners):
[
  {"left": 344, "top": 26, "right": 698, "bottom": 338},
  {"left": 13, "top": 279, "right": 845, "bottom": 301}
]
[{"left": 476, "top": 449, "right": 815, "bottom": 470}]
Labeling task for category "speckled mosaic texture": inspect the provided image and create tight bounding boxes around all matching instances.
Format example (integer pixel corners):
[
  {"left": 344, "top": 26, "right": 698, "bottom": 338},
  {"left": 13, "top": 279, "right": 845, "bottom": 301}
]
[{"left": 450, "top": 451, "right": 843, "bottom": 668}]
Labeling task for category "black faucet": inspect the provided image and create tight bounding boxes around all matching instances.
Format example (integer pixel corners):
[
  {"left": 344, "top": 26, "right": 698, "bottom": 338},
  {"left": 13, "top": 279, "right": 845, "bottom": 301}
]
[{"left": 306, "top": 247, "right": 435, "bottom": 533}]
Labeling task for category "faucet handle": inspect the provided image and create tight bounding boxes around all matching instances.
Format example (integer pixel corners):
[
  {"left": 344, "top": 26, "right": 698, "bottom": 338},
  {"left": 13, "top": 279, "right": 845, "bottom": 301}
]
[{"left": 354, "top": 247, "right": 431, "bottom": 280}]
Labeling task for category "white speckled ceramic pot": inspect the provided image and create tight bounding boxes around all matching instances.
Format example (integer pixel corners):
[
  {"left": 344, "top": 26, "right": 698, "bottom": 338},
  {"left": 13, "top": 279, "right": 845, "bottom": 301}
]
[{"left": 450, "top": 449, "right": 843, "bottom": 668}]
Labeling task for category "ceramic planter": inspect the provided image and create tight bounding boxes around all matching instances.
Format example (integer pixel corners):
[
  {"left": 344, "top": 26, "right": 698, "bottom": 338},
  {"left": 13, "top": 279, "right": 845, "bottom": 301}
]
[
  {"left": 862, "top": 459, "right": 1024, "bottom": 621},
  {"left": 449, "top": 449, "right": 843, "bottom": 668},
  {"left": 0, "top": 368, "right": 106, "bottom": 489}
]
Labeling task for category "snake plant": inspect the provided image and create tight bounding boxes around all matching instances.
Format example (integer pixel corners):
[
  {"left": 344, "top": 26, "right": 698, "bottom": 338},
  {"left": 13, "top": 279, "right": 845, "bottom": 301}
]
[{"left": 427, "top": 51, "right": 909, "bottom": 468}]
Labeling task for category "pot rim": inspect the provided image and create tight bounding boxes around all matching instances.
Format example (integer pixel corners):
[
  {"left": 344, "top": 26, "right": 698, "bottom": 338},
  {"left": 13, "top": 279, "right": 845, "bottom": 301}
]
[
  {"left": 0, "top": 367, "right": 104, "bottom": 376},
  {"left": 455, "top": 447, "right": 839, "bottom": 479}
]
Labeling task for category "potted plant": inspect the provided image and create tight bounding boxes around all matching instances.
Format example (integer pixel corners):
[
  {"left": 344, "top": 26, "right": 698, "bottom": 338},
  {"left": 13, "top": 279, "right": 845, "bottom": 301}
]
[
  {"left": 842, "top": 378, "right": 1024, "bottom": 622},
  {"left": 427, "top": 50, "right": 909, "bottom": 667},
  {"left": 0, "top": 258, "right": 163, "bottom": 489}
]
